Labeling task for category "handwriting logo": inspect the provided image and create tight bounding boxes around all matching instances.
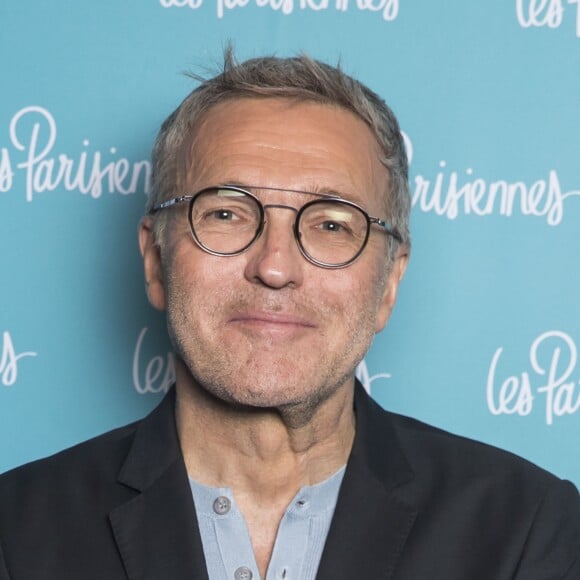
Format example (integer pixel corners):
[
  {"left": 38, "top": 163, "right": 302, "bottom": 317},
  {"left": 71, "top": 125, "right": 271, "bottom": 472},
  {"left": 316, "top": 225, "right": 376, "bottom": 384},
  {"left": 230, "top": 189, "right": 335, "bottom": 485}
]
[
  {"left": 516, "top": 0, "right": 580, "bottom": 37},
  {"left": 356, "top": 359, "right": 391, "bottom": 395},
  {"left": 160, "top": 0, "right": 398, "bottom": 20},
  {"left": 2, "top": 106, "right": 150, "bottom": 201},
  {"left": 160, "top": 0, "right": 203, "bottom": 8},
  {"left": 133, "top": 327, "right": 175, "bottom": 395},
  {"left": 0, "top": 331, "right": 37, "bottom": 387},
  {"left": 411, "top": 160, "right": 580, "bottom": 226},
  {"left": 487, "top": 330, "right": 580, "bottom": 425}
]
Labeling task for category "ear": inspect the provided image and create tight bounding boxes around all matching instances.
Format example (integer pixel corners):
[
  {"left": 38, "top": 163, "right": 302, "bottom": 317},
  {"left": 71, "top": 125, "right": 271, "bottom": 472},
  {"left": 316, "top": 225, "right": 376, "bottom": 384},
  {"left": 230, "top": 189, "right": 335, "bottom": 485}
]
[
  {"left": 375, "top": 247, "right": 409, "bottom": 333},
  {"left": 139, "top": 216, "right": 166, "bottom": 311}
]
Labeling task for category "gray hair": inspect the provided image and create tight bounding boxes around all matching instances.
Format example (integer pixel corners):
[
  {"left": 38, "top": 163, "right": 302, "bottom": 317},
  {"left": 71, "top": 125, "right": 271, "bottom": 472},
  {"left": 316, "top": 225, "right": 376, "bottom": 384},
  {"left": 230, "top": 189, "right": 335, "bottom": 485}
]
[{"left": 148, "top": 49, "right": 411, "bottom": 252}]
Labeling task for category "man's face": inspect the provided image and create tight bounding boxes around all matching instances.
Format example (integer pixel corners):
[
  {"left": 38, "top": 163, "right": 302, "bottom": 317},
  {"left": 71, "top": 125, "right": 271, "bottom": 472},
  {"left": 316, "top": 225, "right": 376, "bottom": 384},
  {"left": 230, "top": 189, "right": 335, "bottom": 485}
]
[{"left": 141, "top": 98, "right": 407, "bottom": 415}]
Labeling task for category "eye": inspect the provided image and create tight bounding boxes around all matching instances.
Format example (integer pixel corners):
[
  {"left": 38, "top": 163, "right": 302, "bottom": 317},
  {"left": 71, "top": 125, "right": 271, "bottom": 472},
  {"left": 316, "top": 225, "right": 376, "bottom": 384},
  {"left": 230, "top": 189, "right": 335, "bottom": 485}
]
[
  {"left": 195, "top": 201, "right": 259, "bottom": 231},
  {"left": 318, "top": 220, "right": 346, "bottom": 233},
  {"left": 199, "top": 203, "right": 252, "bottom": 223},
  {"left": 210, "top": 209, "right": 237, "bottom": 221},
  {"left": 306, "top": 206, "right": 356, "bottom": 236}
]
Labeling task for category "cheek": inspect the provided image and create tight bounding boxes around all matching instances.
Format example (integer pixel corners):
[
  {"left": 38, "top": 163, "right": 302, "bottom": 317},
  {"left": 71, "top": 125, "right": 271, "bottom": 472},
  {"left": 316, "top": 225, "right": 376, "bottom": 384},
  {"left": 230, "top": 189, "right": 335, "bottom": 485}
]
[
  {"left": 356, "top": 261, "right": 393, "bottom": 332},
  {"left": 167, "top": 258, "right": 221, "bottom": 307},
  {"left": 164, "top": 250, "right": 257, "bottom": 345},
  {"left": 165, "top": 235, "right": 231, "bottom": 288},
  {"left": 164, "top": 247, "right": 212, "bottom": 320},
  {"left": 320, "top": 268, "right": 386, "bottom": 339}
]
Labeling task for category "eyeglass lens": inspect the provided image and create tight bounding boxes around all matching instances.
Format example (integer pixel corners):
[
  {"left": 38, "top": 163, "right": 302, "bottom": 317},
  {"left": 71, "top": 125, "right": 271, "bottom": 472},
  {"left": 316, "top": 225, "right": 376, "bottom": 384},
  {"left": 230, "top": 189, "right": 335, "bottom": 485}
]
[{"left": 188, "top": 187, "right": 370, "bottom": 267}]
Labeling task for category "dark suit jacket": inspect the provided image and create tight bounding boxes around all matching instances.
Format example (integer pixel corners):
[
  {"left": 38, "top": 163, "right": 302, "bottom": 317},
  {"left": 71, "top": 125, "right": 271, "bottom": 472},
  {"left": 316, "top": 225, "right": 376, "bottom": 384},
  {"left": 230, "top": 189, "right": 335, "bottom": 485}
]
[{"left": 1, "top": 383, "right": 579, "bottom": 579}]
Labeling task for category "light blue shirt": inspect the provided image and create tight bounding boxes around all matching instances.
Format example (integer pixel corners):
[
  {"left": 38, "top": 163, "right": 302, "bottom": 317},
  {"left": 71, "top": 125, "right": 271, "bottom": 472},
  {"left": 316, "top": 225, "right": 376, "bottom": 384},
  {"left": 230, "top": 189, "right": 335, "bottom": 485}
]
[{"left": 189, "top": 466, "right": 346, "bottom": 580}]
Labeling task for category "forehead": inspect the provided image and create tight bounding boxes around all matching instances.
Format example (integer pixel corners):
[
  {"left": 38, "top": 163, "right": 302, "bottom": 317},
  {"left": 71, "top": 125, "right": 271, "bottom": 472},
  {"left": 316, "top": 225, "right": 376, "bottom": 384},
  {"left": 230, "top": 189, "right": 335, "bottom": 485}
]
[{"left": 183, "top": 98, "right": 388, "bottom": 209}]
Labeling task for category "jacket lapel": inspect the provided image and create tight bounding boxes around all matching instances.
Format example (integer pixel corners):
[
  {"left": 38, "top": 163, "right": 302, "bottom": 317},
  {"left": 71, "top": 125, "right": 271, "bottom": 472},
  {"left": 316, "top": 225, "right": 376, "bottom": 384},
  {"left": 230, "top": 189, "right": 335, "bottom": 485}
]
[
  {"left": 316, "top": 382, "right": 418, "bottom": 580},
  {"left": 108, "top": 390, "right": 209, "bottom": 580}
]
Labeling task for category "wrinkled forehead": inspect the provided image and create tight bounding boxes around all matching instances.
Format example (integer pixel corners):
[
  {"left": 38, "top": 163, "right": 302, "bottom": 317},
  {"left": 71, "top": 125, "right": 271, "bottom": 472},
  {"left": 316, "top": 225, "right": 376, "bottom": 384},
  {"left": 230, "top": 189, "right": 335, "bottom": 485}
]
[{"left": 178, "top": 97, "right": 390, "bottom": 212}]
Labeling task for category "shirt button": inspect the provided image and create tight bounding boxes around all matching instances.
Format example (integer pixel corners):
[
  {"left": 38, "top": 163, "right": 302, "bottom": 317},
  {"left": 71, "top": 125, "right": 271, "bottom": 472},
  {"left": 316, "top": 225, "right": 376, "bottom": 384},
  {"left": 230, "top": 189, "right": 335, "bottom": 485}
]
[
  {"left": 212, "top": 495, "right": 231, "bottom": 515},
  {"left": 234, "top": 566, "right": 253, "bottom": 580}
]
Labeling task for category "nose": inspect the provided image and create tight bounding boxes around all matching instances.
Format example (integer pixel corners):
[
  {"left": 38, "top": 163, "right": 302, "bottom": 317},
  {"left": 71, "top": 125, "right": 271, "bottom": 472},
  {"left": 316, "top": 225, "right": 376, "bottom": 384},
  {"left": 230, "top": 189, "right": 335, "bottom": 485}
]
[{"left": 243, "top": 205, "right": 304, "bottom": 289}]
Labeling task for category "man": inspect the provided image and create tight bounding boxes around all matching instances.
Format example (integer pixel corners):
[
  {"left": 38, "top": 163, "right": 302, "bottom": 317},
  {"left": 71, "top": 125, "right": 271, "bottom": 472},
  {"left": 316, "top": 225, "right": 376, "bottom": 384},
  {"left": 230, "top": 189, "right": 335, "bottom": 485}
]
[{"left": 0, "top": 52, "right": 578, "bottom": 580}]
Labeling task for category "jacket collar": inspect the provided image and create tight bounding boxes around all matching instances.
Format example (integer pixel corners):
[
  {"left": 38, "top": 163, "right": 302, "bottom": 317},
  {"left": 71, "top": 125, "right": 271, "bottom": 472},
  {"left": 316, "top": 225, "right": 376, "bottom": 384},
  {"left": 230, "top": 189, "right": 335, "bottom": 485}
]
[
  {"left": 116, "top": 389, "right": 182, "bottom": 491},
  {"left": 316, "top": 381, "right": 417, "bottom": 579},
  {"left": 109, "top": 389, "right": 209, "bottom": 580}
]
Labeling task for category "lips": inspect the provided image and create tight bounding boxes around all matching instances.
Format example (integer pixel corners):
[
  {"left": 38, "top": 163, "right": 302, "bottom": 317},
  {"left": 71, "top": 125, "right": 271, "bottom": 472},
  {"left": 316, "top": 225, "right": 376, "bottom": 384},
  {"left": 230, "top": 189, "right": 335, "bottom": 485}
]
[
  {"left": 227, "top": 309, "right": 317, "bottom": 341},
  {"left": 229, "top": 311, "right": 316, "bottom": 328}
]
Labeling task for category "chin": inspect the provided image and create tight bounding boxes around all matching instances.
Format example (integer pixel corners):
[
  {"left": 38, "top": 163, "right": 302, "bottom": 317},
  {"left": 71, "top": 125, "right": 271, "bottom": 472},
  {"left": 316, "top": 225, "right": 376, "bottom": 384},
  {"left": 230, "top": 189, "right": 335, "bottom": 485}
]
[
  {"left": 208, "top": 374, "right": 344, "bottom": 419},
  {"left": 209, "top": 381, "right": 306, "bottom": 409},
  {"left": 176, "top": 345, "right": 355, "bottom": 415}
]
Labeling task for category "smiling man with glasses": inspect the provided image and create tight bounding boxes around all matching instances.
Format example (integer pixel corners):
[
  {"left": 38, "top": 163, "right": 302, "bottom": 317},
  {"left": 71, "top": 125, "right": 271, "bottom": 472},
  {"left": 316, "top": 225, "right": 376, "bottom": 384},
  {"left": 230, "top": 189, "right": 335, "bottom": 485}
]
[{"left": 0, "top": 51, "right": 578, "bottom": 580}]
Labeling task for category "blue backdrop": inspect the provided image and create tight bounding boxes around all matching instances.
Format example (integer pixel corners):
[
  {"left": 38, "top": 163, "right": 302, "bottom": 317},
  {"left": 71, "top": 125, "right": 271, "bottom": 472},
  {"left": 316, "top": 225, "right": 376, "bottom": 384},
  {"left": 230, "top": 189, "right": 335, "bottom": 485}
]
[{"left": 1, "top": 0, "right": 579, "bottom": 487}]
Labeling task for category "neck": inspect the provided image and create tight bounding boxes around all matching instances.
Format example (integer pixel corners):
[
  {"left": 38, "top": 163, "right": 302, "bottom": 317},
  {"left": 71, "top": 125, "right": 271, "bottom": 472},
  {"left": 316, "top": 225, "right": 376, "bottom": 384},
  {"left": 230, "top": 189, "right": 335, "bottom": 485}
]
[{"left": 174, "top": 365, "right": 356, "bottom": 503}]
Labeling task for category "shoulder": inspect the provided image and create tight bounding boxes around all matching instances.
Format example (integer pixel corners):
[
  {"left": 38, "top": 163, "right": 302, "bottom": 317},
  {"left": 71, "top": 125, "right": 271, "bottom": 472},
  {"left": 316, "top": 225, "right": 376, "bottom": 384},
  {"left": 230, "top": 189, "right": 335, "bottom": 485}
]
[
  {"left": 0, "top": 419, "right": 154, "bottom": 579},
  {"left": 384, "top": 408, "right": 579, "bottom": 555},
  {"left": 358, "top": 389, "right": 579, "bottom": 523},
  {"left": 0, "top": 419, "right": 140, "bottom": 510},
  {"left": 355, "top": 384, "right": 563, "bottom": 487},
  {"left": 364, "top": 401, "right": 580, "bottom": 575},
  {"left": 385, "top": 409, "right": 563, "bottom": 490},
  {"left": 0, "top": 417, "right": 146, "bottom": 576}
]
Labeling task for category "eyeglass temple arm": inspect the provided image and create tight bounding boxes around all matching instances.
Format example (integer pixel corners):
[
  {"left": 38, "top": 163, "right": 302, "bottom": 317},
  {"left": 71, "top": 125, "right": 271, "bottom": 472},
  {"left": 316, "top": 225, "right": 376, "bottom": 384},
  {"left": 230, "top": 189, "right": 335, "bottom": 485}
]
[
  {"left": 150, "top": 195, "right": 193, "bottom": 213},
  {"left": 370, "top": 217, "right": 404, "bottom": 243}
]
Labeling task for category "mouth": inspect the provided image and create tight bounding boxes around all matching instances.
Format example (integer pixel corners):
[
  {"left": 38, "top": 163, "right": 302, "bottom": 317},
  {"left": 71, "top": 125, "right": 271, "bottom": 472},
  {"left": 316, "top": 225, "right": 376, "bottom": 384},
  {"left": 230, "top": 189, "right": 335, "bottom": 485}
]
[{"left": 228, "top": 310, "right": 316, "bottom": 337}]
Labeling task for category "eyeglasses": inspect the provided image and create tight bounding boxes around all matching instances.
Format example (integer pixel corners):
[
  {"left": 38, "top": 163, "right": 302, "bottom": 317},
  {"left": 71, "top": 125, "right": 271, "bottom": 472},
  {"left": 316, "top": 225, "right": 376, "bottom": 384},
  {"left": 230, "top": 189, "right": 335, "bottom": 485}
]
[{"left": 151, "top": 185, "right": 402, "bottom": 269}]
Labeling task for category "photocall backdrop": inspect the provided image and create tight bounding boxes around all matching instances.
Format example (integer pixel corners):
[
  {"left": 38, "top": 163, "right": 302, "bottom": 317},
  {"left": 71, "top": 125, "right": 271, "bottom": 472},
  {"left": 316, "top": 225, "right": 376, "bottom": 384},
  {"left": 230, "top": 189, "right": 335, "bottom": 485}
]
[{"left": 1, "top": 1, "right": 579, "bottom": 487}]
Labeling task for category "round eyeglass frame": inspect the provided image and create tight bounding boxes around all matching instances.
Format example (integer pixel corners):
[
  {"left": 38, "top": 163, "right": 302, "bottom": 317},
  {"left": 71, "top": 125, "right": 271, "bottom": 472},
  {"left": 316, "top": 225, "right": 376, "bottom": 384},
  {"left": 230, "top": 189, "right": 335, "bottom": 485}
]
[{"left": 151, "top": 185, "right": 403, "bottom": 269}]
